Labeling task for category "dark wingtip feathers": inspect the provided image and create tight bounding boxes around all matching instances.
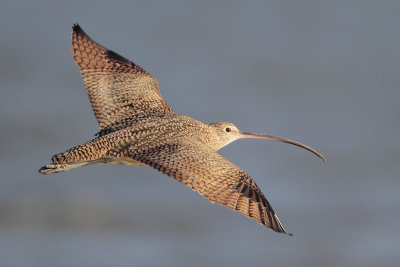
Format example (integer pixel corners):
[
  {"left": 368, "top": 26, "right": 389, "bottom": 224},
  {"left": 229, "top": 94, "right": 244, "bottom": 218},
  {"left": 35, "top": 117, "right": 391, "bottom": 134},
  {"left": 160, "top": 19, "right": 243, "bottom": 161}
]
[
  {"left": 72, "top": 23, "right": 89, "bottom": 40},
  {"left": 72, "top": 23, "right": 82, "bottom": 33},
  {"left": 106, "top": 50, "right": 133, "bottom": 66}
]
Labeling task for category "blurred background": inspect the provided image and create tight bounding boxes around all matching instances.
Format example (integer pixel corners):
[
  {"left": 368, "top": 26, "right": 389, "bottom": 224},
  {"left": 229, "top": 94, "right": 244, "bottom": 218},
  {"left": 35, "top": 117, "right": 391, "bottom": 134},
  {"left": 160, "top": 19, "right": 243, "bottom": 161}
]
[{"left": 1, "top": 0, "right": 399, "bottom": 266}]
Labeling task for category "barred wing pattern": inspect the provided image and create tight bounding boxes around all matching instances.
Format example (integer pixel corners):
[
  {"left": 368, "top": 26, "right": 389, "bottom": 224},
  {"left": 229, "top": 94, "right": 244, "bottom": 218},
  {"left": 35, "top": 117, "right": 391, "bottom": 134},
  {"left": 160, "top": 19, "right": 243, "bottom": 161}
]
[
  {"left": 130, "top": 143, "right": 290, "bottom": 234},
  {"left": 71, "top": 24, "right": 174, "bottom": 133}
]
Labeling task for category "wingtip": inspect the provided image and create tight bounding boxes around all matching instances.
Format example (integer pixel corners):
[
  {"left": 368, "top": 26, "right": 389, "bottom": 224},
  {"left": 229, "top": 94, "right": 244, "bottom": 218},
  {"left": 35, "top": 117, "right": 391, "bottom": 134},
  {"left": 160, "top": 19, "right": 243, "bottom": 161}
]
[{"left": 72, "top": 23, "right": 82, "bottom": 34}]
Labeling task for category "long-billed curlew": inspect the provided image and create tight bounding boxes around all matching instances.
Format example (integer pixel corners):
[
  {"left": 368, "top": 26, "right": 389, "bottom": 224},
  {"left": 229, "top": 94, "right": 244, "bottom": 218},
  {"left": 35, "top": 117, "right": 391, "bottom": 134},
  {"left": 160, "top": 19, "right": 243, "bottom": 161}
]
[{"left": 39, "top": 24, "right": 325, "bottom": 235}]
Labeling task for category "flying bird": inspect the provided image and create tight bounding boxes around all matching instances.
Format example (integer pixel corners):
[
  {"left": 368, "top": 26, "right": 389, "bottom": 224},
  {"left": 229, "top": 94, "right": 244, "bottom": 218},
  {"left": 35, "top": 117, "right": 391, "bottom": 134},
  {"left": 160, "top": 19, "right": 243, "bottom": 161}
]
[{"left": 39, "top": 24, "right": 325, "bottom": 235}]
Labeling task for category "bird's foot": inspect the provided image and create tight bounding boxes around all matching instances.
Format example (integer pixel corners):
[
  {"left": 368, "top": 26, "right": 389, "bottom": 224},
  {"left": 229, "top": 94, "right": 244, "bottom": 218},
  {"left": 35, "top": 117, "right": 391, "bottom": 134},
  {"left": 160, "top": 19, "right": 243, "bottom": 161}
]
[{"left": 38, "top": 163, "right": 68, "bottom": 175}]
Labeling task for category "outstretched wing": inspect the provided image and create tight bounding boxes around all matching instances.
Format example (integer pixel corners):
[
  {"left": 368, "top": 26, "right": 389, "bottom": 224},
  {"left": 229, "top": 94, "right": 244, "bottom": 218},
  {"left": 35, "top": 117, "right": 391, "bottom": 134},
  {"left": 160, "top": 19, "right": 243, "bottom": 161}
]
[
  {"left": 129, "top": 143, "right": 291, "bottom": 234},
  {"left": 71, "top": 24, "right": 174, "bottom": 133}
]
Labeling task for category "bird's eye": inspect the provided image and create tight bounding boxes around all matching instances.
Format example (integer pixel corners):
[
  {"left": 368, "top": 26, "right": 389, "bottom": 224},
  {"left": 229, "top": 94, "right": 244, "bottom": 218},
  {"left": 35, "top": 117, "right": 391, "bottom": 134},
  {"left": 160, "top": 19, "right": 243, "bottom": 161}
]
[{"left": 225, "top": 127, "right": 231, "bottom": 132}]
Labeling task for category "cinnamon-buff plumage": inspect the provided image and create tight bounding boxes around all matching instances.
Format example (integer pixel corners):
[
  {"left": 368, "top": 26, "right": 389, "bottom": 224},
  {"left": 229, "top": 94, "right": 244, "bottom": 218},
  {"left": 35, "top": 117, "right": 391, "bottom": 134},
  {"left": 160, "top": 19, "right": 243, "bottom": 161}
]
[{"left": 39, "top": 24, "right": 325, "bottom": 235}]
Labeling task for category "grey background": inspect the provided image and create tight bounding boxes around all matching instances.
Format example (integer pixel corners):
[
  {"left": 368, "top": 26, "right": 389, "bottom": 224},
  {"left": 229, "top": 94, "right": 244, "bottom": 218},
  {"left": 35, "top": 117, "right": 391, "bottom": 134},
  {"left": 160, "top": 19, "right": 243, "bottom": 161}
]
[{"left": 1, "top": 0, "right": 399, "bottom": 266}]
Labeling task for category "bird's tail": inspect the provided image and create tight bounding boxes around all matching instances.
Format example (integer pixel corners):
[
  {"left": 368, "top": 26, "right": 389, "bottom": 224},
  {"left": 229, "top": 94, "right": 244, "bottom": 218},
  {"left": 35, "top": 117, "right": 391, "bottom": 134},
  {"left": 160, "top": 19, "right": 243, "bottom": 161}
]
[{"left": 38, "top": 139, "right": 108, "bottom": 175}]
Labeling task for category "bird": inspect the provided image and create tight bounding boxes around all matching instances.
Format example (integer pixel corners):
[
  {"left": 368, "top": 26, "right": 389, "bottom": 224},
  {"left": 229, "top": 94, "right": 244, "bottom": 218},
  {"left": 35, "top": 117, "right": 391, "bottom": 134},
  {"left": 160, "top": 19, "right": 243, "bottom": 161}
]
[{"left": 39, "top": 24, "right": 325, "bottom": 235}]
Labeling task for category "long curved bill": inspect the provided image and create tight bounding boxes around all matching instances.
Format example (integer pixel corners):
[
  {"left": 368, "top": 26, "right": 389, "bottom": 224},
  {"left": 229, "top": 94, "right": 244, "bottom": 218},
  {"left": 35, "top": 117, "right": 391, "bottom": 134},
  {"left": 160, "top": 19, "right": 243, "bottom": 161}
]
[{"left": 240, "top": 132, "right": 325, "bottom": 162}]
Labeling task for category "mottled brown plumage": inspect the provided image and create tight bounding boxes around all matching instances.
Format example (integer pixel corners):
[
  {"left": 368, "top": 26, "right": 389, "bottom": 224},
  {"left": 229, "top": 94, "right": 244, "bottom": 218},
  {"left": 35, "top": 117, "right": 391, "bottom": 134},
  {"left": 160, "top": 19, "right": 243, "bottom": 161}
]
[
  {"left": 39, "top": 24, "right": 325, "bottom": 235},
  {"left": 71, "top": 24, "right": 173, "bottom": 136}
]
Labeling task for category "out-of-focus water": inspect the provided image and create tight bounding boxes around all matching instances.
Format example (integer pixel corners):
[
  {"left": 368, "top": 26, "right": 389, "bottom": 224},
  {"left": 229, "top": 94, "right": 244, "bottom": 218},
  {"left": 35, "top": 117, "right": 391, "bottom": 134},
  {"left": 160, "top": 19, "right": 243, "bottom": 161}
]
[{"left": 1, "top": 1, "right": 399, "bottom": 266}]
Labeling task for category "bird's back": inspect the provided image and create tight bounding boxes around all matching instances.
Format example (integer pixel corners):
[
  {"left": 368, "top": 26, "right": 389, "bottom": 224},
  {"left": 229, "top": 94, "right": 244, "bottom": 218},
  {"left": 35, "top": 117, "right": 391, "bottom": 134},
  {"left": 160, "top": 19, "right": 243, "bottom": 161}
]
[{"left": 51, "top": 114, "right": 210, "bottom": 164}]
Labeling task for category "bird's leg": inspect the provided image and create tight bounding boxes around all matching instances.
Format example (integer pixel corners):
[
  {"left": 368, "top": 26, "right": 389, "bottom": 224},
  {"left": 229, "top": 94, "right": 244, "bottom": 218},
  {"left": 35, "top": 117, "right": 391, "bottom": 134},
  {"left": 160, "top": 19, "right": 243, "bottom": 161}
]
[
  {"left": 38, "top": 160, "right": 101, "bottom": 175},
  {"left": 39, "top": 157, "right": 146, "bottom": 175}
]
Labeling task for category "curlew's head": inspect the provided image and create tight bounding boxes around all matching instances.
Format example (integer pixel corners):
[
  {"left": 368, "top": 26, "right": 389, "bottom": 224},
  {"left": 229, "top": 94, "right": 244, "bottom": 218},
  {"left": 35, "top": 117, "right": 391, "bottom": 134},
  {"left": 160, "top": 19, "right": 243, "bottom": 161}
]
[{"left": 208, "top": 122, "right": 325, "bottom": 162}]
